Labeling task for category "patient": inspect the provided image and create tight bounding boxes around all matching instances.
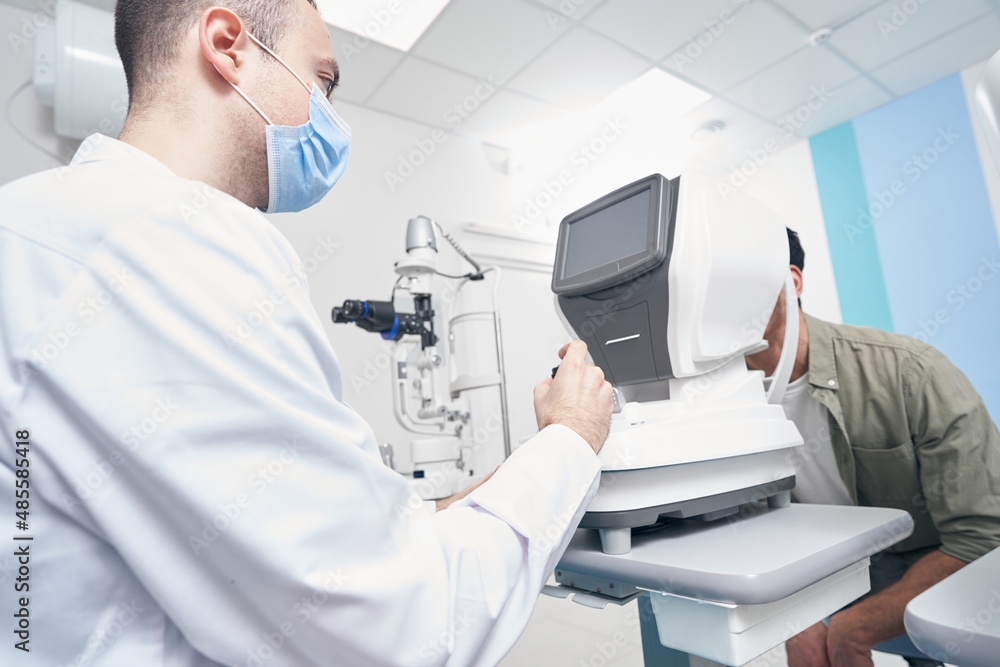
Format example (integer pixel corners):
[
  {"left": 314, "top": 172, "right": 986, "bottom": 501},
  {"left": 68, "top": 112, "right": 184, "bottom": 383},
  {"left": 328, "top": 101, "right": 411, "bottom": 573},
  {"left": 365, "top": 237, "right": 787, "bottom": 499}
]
[{"left": 745, "top": 228, "right": 1000, "bottom": 667}]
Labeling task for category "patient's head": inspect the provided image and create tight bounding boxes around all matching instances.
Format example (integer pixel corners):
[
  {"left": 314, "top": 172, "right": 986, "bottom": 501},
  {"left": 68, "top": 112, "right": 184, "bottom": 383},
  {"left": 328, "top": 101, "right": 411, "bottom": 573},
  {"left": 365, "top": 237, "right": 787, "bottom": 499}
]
[{"left": 745, "top": 227, "right": 805, "bottom": 376}]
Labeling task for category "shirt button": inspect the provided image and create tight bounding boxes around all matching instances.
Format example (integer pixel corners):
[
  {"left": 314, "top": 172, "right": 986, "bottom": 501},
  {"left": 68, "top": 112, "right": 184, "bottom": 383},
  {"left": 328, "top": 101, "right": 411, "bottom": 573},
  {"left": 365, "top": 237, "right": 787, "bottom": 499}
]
[{"left": 828, "top": 379, "right": 836, "bottom": 387}]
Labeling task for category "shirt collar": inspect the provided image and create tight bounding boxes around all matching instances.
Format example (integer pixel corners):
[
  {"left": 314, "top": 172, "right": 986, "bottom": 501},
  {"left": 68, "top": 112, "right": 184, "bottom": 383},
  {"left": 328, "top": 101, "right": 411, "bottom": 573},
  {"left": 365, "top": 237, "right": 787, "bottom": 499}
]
[
  {"left": 70, "top": 133, "right": 179, "bottom": 178},
  {"left": 804, "top": 312, "right": 840, "bottom": 391}
]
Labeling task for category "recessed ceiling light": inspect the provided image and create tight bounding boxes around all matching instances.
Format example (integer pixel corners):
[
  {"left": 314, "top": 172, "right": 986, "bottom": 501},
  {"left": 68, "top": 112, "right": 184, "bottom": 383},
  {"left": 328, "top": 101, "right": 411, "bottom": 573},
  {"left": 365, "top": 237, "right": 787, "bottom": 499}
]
[
  {"left": 316, "top": 0, "right": 453, "bottom": 52},
  {"left": 809, "top": 27, "right": 833, "bottom": 46},
  {"left": 692, "top": 120, "right": 726, "bottom": 141}
]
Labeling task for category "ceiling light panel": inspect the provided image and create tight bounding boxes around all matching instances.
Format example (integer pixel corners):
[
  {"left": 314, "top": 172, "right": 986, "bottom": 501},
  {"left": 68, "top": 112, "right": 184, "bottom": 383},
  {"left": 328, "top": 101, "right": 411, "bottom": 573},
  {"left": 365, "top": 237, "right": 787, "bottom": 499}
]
[{"left": 316, "top": 0, "right": 454, "bottom": 52}]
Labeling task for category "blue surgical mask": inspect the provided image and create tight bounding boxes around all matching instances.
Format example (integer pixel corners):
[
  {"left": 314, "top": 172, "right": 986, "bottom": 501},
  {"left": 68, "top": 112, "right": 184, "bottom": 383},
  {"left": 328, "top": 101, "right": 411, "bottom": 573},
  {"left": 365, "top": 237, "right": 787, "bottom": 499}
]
[{"left": 224, "top": 32, "right": 351, "bottom": 214}]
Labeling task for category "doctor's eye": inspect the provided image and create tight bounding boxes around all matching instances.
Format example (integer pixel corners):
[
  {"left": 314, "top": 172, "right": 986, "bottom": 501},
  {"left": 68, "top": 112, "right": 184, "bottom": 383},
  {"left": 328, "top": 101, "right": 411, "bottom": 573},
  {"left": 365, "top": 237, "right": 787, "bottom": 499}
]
[{"left": 323, "top": 78, "right": 337, "bottom": 100}]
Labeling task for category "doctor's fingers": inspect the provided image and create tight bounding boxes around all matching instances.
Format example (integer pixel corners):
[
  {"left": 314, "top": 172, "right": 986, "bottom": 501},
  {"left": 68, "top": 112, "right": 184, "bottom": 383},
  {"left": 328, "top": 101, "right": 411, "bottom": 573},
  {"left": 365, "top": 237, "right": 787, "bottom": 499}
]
[
  {"left": 533, "top": 376, "right": 554, "bottom": 398},
  {"left": 558, "top": 365, "right": 611, "bottom": 409},
  {"left": 558, "top": 340, "right": 589, "bottom": 363},
  {"left": 551, "top": 359, "right": 604, "bottom": 387},
  {"left": 571, "top": 362, "right": 606, "bottom": 389}
]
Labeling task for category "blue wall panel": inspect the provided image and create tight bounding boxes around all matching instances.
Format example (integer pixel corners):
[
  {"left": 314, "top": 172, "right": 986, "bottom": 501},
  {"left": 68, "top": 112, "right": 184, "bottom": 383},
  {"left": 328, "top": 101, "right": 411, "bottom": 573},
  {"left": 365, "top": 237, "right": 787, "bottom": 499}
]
[
  {"left": 809, "top": 123, "right": 894, "bottom": 331},
  {"left": 850, "top": 74, "right": 1000, "bottom": 415}
]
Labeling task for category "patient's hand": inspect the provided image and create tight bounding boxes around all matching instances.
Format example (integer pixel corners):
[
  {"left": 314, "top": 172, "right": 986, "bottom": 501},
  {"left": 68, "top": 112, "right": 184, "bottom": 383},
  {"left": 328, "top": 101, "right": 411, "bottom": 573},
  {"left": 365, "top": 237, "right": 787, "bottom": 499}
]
[
  {"left": 787, "top": 621, "right": 832, "bottom": 667},
  {"left": 435, "top": 466, "right": 499, "bottom": 512}
]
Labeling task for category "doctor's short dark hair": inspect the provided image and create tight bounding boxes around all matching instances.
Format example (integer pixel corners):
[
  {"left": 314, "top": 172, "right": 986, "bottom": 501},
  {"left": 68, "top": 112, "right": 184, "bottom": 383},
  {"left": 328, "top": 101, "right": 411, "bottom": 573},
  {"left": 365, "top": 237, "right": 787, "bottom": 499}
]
[
  {"left": 115, "top": 0, "right": 319, "bottom": 111},
  {"left": 787, "top": 227, "right": 805, "bottom": 272}
]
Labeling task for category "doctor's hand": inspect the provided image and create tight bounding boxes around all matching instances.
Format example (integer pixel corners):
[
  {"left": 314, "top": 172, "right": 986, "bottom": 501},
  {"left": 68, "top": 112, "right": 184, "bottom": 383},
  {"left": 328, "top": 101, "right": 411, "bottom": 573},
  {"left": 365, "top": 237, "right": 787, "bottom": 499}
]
[
  {"left": 533, "top": 341, "right": 613, "bottom": 455},
  {"left": 786, "top": 621, "right": 832, "bottom": 667}
]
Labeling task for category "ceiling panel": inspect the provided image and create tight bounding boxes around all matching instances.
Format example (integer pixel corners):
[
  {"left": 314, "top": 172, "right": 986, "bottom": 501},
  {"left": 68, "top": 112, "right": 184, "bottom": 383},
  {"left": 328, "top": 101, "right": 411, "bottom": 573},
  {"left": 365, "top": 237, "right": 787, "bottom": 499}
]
[
  {"left": 531, "top": 0, "right": 603, "bottom": 22},
  {"left": 769, "top": 0, "right": 885, "bottom": 30},
  {"left": 776, "top": 76, "right": 893, "bottom": 137},
  {"left": 828, "top": 0, "right": 993, "bottom": 71},
  {"left": 316, "top": 0, "right": 452, "bottom": 52},
  {"left": 871, "top": 13, "right": 1000, "bottom": 97},
  {"left": 457, "top": 89, "right": 569, "bottom": 140},
  {"left": 7, "top": 0, "right": 1000, "bottom": 156},
  {"left": 660, "top": 1, "right": 809, "bottom": 93},
  {"left": 366, "top": 57, "right": 484, "bottom": 128},
  {"left": 506, "top": 27, "right": 651, "bottom": 109},
  {"left": 327, "top": 26, "right": 406, "bottom": 105},
  {"left": 411, "top": 0, "right": 566, "bottom": 84},
  {"left": 726, "top": 45, "right": 859, "bottom": 120},
  {"left": 584, "top": 0, "right": 744, "bottom": 62}
]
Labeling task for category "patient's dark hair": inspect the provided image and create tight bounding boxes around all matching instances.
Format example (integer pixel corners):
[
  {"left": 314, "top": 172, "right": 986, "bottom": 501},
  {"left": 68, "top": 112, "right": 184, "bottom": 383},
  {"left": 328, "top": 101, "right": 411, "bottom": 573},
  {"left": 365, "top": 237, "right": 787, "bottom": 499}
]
[
  {"left": 787, "top": 227, "right": 805, "bottom": 272},
  {"left": 115, "top": 0, "right": 318, "bottom": 111}
]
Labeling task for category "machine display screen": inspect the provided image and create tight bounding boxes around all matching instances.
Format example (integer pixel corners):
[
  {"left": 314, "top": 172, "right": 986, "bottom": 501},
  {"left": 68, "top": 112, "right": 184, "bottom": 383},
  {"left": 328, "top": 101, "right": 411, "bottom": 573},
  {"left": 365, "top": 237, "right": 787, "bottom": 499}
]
[{"left": 562, "top": 189, "right": 651, "bottom": 280}]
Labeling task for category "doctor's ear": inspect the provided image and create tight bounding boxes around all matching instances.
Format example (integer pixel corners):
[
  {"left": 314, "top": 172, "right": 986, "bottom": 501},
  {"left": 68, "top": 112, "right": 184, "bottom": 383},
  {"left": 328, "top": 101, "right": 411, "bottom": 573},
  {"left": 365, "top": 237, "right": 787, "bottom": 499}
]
[{"left": 199, "top": 7, "right": 248, "bottom": 85}]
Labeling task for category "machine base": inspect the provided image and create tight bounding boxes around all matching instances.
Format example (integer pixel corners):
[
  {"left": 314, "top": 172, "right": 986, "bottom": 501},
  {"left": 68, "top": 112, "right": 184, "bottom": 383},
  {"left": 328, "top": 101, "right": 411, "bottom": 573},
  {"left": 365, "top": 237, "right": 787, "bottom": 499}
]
[
  {"left": 647, "top": 559, "right": 870, "bottom": 666},
  {"left": 583, "top": 476, "right": 795, "bottom": 554}
]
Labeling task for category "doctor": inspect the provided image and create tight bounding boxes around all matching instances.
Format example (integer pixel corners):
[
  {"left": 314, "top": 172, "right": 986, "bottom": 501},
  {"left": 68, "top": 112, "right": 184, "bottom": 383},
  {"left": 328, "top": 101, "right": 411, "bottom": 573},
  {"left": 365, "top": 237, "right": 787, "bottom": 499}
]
[{"left": 0, "top": 1, "right": 613, "bottom": 665}]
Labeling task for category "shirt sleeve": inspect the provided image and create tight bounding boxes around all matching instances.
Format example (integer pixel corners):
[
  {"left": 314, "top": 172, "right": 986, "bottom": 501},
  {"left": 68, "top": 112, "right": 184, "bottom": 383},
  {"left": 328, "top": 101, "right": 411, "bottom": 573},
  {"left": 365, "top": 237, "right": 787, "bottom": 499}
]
[
  {"left": 903, "top": 345, "right": 1000, "bottom": 563},
  {"left": 23, "top": 203, "right": 601, "bottom": 667}
]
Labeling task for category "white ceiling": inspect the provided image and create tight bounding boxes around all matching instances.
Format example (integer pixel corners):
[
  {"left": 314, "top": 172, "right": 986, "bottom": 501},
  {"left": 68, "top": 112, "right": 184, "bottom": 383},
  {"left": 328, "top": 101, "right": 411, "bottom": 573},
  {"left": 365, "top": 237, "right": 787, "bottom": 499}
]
[
  {"left": 8, "top": 0, "right": 1000, "bottom": 172},
  {"left": 336, "top": 0, "right": 1000, "bottom": 171}
]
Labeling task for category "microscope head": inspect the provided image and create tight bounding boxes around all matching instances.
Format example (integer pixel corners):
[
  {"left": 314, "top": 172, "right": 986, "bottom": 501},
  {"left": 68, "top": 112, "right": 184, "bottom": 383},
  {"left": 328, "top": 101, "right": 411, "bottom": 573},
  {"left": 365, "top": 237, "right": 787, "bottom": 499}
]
[{"left": 552, "top": 173, "right": 790, "bottom": 398}]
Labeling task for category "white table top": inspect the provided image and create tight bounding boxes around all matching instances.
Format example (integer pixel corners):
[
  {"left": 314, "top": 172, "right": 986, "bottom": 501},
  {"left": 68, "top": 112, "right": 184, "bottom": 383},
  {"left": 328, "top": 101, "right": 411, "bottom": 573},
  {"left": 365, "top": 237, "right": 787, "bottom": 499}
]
[
  {"left": 905, "top": 546, "right": 1000, "bottom": 667},
  {"left": 558, "top": 503, "right": 914, "bottom": 605}
]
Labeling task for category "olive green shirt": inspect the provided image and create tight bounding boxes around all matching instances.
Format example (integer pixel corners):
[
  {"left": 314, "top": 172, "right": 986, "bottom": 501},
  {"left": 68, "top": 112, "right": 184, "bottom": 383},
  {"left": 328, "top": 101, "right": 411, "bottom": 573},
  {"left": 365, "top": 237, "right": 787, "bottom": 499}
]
[{"left": 803, "top": 314, "right": 1000, "bottom": 563}]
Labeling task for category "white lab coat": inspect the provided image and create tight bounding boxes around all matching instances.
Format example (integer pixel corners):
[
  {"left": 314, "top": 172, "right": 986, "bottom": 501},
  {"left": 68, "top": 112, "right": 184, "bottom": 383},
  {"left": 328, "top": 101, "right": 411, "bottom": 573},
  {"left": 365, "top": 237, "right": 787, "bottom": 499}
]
[{"left": 0, "top": 134, "right": 601, "bottom": 667}]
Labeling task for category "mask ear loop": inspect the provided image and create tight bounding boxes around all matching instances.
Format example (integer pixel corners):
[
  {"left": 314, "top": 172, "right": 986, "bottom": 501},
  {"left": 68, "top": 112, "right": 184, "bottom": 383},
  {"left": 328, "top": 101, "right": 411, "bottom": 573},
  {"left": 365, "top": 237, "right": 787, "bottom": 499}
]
[
  {"left": 245, "top": 31, "right": 313, "bottom": 96},
  {"left": 213, "top": 63, "right": 276, "bottom": 126}
]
